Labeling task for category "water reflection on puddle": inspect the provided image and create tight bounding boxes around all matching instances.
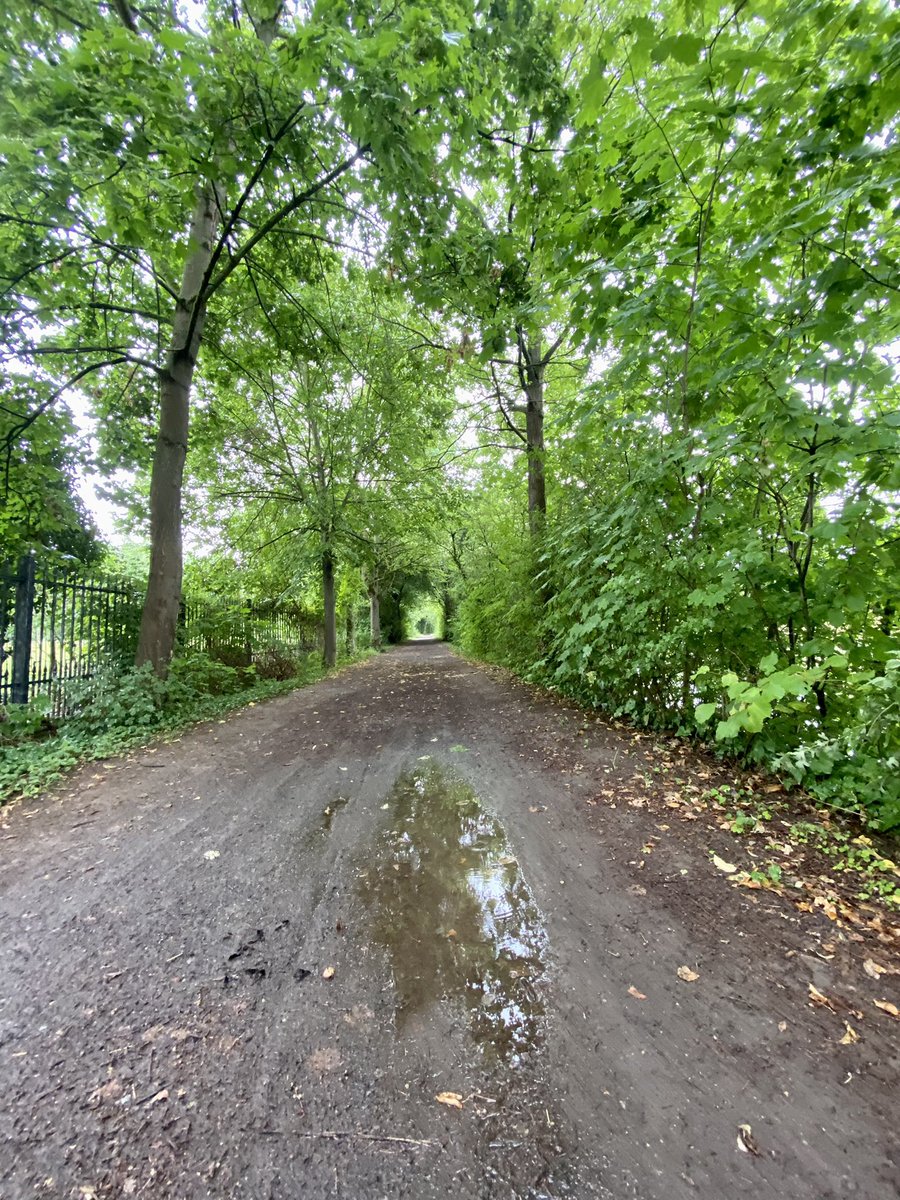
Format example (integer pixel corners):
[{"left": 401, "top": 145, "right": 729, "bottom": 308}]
[{"left": 357, "top": 761, "right": 549, "bottom": 1064}]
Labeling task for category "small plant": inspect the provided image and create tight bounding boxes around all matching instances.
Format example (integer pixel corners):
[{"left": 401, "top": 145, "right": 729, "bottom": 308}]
[
  {"left": 747, "top": 862, "right": 784, "bottom": 887},
  {"left": 0, "top": 696, "right": 53, "bottom": 744},
  {"left": 729, "top": 812, "right": 759, "bottom": 834}
]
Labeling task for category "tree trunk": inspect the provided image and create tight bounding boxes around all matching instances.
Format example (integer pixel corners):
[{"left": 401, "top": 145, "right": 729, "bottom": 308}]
[
  {"left": 520, "top": 333, "right": 546, "bottom": 538},
  {"left": 136, "top": 183, "right": 218, "bottom": 675},
  {"left": 369, "top": 587, "right": 381, "bottom": 650},
  {"left": 346, "top": 605, "right": 356, "bottom": 655},
  {"left": 322, "top": 548, "right": 337, "bottom": 668},
  {"left": 441, "top": 584, "right": 455, "bottom": 641}
]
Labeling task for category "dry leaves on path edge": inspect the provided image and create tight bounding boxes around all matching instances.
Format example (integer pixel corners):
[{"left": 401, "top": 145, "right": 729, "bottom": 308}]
[
  {"left": 322, "top": 966, "right": 335, "bottom": 980},
  {"left": 873, "top": 999, "right": 899, "bottom": 1018},
  {"left": 711, "top": 854, "right": 737, "bottom": 874},
  {"left": 436, "top": 1092, "right": 464, "bottom": 1110},
  {"left": 676, "top": 966, "right": 699, "bottom": 982},
  {"left": 808, "top": 983, "right": 837, "bottom": 1011},
  {"left": 839, "top": 1023, "right": 860, "bottom": 1045},
  {"left": 627, "top": 986, "right": 647, "bottom": 1000}
]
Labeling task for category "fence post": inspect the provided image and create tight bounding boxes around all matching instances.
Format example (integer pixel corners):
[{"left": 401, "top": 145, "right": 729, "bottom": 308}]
[{"left": 11, "top": 552, "right": 36, "bottom": 704}]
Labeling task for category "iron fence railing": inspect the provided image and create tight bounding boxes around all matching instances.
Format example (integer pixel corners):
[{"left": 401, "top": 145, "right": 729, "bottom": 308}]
[
  {"left": 1, "top": 554, "right": 321, "bottom": 714},
  {"left": 180, "top": 597, "right": 322, "bottom": 664}
]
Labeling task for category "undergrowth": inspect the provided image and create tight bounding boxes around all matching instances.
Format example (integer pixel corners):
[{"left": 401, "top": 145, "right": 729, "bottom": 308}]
[{"left": 703, "top": 783, "right": 900, "bottom": 911}]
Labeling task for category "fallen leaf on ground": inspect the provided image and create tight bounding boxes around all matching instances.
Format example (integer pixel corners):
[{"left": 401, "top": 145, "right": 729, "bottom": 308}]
[
  {"left": 146, "top": 1089, "right": 169, "bottom": 1105},
  {"left": 873, "top": 999, "right": 899, "bottom": 1018},
  {"left": 813, "top": 896, "right": 838, "bottom": 920},
  {"left": 863, "top": 959, "right": 886, "bottom": 979},
  {"left": 839, "top": 1023, "right": 860, "bottom": 1044},
  {"left": 808, "top": 984, "right": 836, "bottom": 1011},
  {"left": 627, "top": 986, "right": 647, "bottom": 1000},
  {"left": 711, "top": 854, "right": 737, "bottom": 874},
  {"left": 736, "top": 1124, "right": 760, "bottom": 1155},
  {"left": 436, "top": 1091, "right": 464, "bottom": 1109},
  {"left": 778, "top": 1020, "right": 788, "bottom": 1032},
  {"left": 322, "top": 966, "right": 335, "bottom": 980},
  {"left": 677, "top": 966, "right": 699, "bottom": 982},
  {"left": 203, "top": 850, "right": 220, "bottom": 861}
]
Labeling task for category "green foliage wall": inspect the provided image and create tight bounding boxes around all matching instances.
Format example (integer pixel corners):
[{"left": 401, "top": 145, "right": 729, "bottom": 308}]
[{"left": 451, "top": 0, "right": 900, "bottom": 830}]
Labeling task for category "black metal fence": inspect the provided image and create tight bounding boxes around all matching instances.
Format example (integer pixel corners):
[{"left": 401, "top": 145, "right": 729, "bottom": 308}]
[
  {"left": 180, "top": 596, "right": 322, "bottom": 665},
  {"left": 0, "top": 555, "right": 322, "bottom": 714}
]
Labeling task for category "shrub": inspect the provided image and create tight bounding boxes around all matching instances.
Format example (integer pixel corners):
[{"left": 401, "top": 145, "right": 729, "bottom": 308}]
[
  {"left": 0, "top": 696, "right": 54, "bottom": 744},
  {"left": 167, "top": 650, "right": 245, "bottom": 698},
  {"left": 254, "top": 644, "right": 302, "bottom": 680},
  {"left": 65, "top": 662, "right": 169, "bottom": 736}
]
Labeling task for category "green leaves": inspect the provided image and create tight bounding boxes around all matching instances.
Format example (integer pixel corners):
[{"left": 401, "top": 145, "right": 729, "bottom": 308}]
[{"left": 2, "top": 0, "right": 898, "bottom": 824}]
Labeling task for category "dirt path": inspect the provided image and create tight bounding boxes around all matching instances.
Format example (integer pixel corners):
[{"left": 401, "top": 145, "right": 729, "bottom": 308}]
[{"left": 1, "top": 642, "right": 897, "bottom": 1199}]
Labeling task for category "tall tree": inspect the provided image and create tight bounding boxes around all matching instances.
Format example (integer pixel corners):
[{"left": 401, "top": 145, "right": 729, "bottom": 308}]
[
  {"left": 0, "top": 0, "right": 483, "bottom": 672},
  {"left": 190, "top": 270, "right": 457, "bottom": 664}
]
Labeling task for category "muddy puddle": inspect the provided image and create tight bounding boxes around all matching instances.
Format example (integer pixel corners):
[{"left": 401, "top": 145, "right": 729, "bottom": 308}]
[{"left": 357, "top": 760, "right": 550, "bottom": 1064}]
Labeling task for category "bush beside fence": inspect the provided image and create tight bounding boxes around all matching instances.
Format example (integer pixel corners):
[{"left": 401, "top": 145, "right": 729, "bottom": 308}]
[{"left": 1, "top": 554, "right": 323, "bottom": 715}]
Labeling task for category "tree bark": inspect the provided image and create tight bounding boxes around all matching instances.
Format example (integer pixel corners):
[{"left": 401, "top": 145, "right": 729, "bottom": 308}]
[
  {"left": 322, "top": 547, "right": 337, "bottom": 667},
  {"left": 520, "top": 332, "right": 546, "bottom": 538},
  {"left": 440, "top": 583, "right": 455, "bottom": 640},
  {"left": 136, "top": 183, "right": 218, "bottom": 674},
  {"left": 369, "top": 587, "right": 381, "bottom": 650}
]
